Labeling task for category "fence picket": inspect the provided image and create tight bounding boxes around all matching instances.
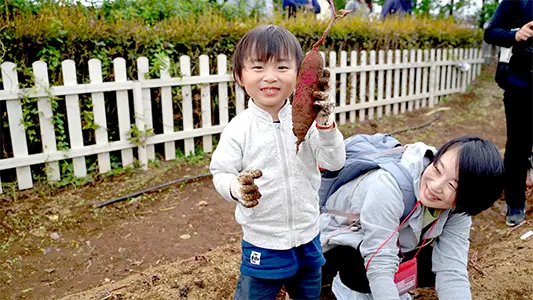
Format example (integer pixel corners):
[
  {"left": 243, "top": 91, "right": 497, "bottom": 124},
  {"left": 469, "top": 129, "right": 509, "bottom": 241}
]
[
  {"left": 428, "top": 49, "right": 436, "bottom": 107},
  {"left": 137, "top": 57, "right": 155, "bottom": 161},
  {"left": 393, "top": 50, "right": 401, "bottom": 115},
  {"left": 408, "top": 49, "right": 416, "bottom": 112},
  {"left": 88, "top": 59, "right": 111, "bottom": 174},
  {"left": 33, "top": 61, "right": 60, "bottom": 181},
  {"left": 179, "top": 55, "right": 195, "bottom": 156},
  {"left": 236, "top": 85, "right": 245, "bottom": 115},
  {"left": 435, "top": 49, "right": 442, "bottom": 104},
  {"left": 217, "top": 54, "right": 229, "bottom": 126},
  {"left": 199, "top": 55, "right": 213, "bottom": 153},
  {"left": 385, "top": 50, "right": 393, "bottom": 115},
  {"left": 1, "top": 62, "right": 33, "bottom": 189},
  {"left": 446, "top": 49, "right": 453, "bottom": 93},
  {"left": 460, "top": 49, "right": 467, "bottom": 92},
  {"left": 359, "top": 50, "right": 367, "bottom": 122},
  {"left": 476, "top": 48, "right": 482, "bottom": 78},
  {"left": 401, "top": 50, "right": 408, "bottom": 113},
  {"left": 415, "top": 49, "right": 423, "bottom": 110},
  {"left": 368, "top": 50, "right": 376, "bottom": 119},
  {"left": 349, "top": 51, "right": 357, "bottom": 123},
  {"left": 328, "top": 52, "right": 338, "bottom": 125},
  {"left": 377, "top": 50, "right": 384, "bottom": 118},
  {"left": 439, "top": 49, "right": 447, "bottom": 102},
  {"left": 113, "top": 58, "right": 135, "bottom": 166},
  {"left": 469, "top": 48, "right": 475, "bottom": 83},
  {"left": 451, "top": 49, "right": 458, "bottom": 91},
  {"left": 133, "top": 82, "right": 147, "bottom": 169},
  {"left": 61, "top": 60, "right": 87, "bottom": 177},
  {"left": 159, "top": 57, "right": 175, "bottom": 160},
  {"left": 422, "top": 50, "right": 430, "bottom": 108},
  {"left": 339, "top": 51, "right": 347, "bottom": 125}
]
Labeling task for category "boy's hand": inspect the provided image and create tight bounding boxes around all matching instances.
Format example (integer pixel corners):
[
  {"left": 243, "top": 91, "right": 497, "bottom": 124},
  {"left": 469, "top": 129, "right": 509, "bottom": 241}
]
[
  {"left": 230, "top": 169, "right": 263, "bottom": 208},
  {"left": 313, "top": 69, "right": 335, "bottom": 129}
]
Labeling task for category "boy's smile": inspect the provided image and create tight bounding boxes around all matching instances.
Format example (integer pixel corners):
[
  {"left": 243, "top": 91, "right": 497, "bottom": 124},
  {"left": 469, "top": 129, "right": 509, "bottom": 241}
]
[{"left": 237, "top": 57, "right": 298, "bottom": 120}]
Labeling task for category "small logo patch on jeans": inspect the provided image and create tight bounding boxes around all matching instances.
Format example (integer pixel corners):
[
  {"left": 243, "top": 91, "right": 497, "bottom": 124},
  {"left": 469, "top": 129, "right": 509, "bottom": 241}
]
[{"left": 250, "top": 251, "right": 261, "bottom": 265}]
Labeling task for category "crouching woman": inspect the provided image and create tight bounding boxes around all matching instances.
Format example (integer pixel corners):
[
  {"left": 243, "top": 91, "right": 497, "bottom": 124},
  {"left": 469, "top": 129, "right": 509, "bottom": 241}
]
[{"left": 320, "top": 136, "right": 504, "bottom": 300}]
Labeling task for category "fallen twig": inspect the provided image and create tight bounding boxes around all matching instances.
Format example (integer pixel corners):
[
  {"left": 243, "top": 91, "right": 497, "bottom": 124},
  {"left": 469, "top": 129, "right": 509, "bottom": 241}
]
[
  {"left": 506, "top": 220, "right": 530, "bottom": 236},
  {"left": 98, "top": 285, "right": 129, "bottom": 300},
  {"left": 180, "top": 255, "right": 208, "bottom": 264}
]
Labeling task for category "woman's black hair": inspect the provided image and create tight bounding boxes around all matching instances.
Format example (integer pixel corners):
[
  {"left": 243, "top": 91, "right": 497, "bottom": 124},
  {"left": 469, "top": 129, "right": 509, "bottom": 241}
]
[
  {"left": 232, "top": 24, "right": 303, "bottom": 84},
  {"left": 432, "top": 136, "right": 504, "bottom": 216}
]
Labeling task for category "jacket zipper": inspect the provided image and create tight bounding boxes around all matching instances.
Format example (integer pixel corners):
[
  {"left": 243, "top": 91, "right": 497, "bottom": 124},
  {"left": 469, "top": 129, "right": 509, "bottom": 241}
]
[{"left": 274, "top": 122, "right": 295, "bottom": 246}]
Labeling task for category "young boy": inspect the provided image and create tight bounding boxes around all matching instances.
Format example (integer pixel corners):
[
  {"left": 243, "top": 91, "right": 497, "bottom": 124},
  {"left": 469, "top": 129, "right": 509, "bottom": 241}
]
[{"left": 209, "top": 24, "right": 346, "bottom": 299}]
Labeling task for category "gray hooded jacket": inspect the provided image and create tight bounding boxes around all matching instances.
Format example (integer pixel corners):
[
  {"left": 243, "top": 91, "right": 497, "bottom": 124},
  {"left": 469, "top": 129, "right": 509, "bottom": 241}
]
[{"left": 319, "top": 142, "right": 472, "bottom": 300}]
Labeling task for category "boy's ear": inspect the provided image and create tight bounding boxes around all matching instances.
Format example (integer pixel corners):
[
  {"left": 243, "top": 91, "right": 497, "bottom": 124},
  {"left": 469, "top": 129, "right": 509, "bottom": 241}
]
[{"left": 233, "top": 71, "right": 243, "bottom": 87}]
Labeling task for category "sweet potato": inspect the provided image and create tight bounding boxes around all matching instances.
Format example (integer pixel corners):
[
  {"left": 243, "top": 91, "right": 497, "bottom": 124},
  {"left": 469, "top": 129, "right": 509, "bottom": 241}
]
[{"left": 292, "top": 2, "right": 349, "bottom": 153}]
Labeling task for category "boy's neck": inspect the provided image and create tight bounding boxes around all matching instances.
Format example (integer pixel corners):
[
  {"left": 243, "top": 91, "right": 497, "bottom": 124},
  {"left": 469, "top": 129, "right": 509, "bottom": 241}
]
[{"left": 252, "top": 99, "right": 287, "bottom": 121}]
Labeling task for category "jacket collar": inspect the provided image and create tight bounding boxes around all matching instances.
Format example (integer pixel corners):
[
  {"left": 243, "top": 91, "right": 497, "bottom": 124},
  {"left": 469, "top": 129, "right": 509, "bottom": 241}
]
[{"left": 248, "top": 99, "right": 291, "bottom": 122}]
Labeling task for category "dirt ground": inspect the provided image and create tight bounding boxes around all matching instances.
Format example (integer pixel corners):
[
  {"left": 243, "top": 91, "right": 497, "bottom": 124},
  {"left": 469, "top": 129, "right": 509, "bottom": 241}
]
[{"left": 2, "top": 64, "right": 533, "bottom": 300}]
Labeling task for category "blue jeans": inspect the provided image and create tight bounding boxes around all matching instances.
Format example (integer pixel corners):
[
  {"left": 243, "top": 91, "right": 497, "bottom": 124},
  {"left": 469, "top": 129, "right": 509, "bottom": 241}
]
[{"left": 234, "top": 266, "right": 322, "bottom": 300}]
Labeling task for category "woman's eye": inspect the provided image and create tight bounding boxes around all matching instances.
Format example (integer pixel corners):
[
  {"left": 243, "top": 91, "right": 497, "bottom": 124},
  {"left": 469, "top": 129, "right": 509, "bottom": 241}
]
[
  {"left": 433, "top": 165, "right": 441, "bottom": 175},
  {"left": 449, "top": 183, "right": 457, "bottom": 191}
]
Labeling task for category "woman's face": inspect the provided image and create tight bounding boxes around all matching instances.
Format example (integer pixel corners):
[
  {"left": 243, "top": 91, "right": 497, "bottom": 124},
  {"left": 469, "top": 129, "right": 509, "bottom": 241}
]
[{"left": 419, "top": 147, "right": 459, "bottom": 210}]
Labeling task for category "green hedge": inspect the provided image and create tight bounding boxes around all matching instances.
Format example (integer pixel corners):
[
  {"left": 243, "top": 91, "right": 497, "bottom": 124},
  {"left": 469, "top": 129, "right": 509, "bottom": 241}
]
[{"left": 0, "top": 8, "right": 483, "bottom": 85}]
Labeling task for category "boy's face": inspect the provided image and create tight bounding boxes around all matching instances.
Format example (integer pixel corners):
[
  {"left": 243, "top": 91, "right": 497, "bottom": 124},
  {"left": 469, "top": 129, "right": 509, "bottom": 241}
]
[{"left": 237, "top": 56, "right": 298, "bottom": 114}]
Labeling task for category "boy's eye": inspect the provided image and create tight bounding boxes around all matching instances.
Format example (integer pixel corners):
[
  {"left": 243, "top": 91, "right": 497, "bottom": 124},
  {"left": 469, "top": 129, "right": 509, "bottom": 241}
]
[
  {"left": 278, "top": 66, "right": 289, "bottom": 70},
  {"left": 252, "top": 65, "right": 264, "bottom": 70}
]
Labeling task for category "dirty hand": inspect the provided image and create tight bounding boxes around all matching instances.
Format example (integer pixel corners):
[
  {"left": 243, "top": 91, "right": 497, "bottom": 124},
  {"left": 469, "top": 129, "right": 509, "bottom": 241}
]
[
  {"left": 230, "top": 169, "right": 263, "bottom": 208},
  {"left": 312, "top": 69, "right": 335, "bottom": 129},
  {"left": 515, "top": 21, "right": 533, "bottom": 42}
]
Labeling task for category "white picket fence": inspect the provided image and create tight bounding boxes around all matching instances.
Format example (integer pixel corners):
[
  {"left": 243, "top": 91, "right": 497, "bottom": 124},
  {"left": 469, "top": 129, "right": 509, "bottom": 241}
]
[{"left": 0, "top": 48, "right": 484, "bottom": 193}]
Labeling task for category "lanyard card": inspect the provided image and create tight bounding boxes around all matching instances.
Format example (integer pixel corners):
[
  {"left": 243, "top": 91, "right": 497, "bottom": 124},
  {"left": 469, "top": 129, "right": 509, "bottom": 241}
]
[{"left": 394, "top": 257, "right": 417, "bottom": 296}]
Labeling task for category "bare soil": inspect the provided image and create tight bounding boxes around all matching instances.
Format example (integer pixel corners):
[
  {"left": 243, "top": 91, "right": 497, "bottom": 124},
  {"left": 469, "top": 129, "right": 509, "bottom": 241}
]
[{"left": 1, "top": 64, "right": 533, "bottom": 300}]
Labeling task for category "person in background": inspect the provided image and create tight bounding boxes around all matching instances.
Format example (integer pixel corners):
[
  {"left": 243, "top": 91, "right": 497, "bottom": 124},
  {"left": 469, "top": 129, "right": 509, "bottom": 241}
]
[
  {"left": 223, "top": 0, "right": 274, "bottom": 18},
  {"left": 344, "top": 0, "right": 371, "bottom": 18},
  {"left": 380, "top": 0, "right": 413, "bottom": 19},
  {"left": 484, "top": 0, "right": 533, "bottom": 227},
  {"left": 283, "top": 0, "right": 321, "bottom": 18}
]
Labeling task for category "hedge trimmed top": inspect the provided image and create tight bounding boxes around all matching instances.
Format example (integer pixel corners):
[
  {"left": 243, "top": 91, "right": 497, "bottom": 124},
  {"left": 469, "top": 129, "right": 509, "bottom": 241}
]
[{"left": 0, "top": 8, "right": 482, "bottom": 84}]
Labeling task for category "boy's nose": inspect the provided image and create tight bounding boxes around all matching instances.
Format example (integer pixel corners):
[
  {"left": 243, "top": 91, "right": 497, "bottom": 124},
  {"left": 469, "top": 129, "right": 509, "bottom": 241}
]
[{"left": 263, "top": 72, "right": 278, "bottom": 82}]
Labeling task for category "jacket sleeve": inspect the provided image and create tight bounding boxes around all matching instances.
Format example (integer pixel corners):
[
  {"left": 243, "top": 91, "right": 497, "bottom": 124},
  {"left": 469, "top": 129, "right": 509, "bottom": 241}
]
[
  {"left": 380, "top": 0, "right": 394, "bottom": 19},
  {"left": 432, "top": 213, "right": 472, "bottom": 300},
  {"left": 484, "top": 0, "right": 520, "bottom": 48},
  {"left": 359, "top": 171, "right": 406, "bottom": 300},
  {"left": 311, "top": 126, "right": 346, "bottom": 172},
  {"left": 209, "top": 122, "right": 243, "bottom": 202}
]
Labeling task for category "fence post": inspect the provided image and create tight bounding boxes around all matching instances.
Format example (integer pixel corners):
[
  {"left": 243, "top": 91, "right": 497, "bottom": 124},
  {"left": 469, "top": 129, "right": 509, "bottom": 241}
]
[
  {"left": 1, "top": 62, "right": 33, "bottom": 190},
  {"left": 217, "top": 54, "right": 229, "bottom": 127}
]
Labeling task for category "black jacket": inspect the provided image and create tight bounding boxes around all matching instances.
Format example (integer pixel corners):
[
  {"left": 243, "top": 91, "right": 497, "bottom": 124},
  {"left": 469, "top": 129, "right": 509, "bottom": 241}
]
[{"left": 484, "top": 0, "right": 533, "bottom": 85}]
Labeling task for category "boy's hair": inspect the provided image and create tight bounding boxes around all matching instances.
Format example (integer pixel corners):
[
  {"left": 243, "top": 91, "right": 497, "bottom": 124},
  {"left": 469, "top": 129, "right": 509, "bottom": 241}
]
[
  {"left": 232, "top": 25, "right": 304, "bottom": 84},
  {"left": 431, "top": 136, "right": 504, "bottom": 216}
]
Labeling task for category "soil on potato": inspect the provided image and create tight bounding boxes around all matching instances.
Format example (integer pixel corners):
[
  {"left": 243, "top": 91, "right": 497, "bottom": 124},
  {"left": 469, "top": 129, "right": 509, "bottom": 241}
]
[{"left": 2, "top": 64, "right": 533, "bottom": 300}]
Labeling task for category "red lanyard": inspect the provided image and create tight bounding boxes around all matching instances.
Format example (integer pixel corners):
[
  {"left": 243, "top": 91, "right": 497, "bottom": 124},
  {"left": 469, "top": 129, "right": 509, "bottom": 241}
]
[{"left": 365, "top": 201, "right": 439, "bottom": 271}]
